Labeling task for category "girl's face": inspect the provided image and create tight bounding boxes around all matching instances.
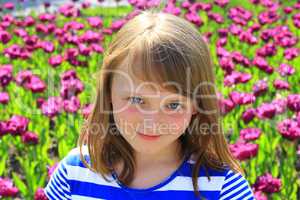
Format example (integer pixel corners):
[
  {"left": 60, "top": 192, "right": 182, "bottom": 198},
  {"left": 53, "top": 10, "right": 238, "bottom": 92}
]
[{"left": 111, "top": 64, "right": 197, "bottom": 155}]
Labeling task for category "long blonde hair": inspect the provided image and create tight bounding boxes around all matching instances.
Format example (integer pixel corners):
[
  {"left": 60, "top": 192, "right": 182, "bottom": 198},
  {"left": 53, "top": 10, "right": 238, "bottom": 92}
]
[{"left": 78, "top": 8, "right": 243, "bottom": 199}]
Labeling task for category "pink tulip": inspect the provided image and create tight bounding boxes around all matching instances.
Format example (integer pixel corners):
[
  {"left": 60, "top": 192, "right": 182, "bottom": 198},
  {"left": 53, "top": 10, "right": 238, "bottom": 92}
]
[
  {"left": 21, "top": 131, "right": 39, "bottom": 145},
  {"left": 63, "top": 21, "right": 84, "bottom": 32},
  {"left": 287, "top": 94, "right": 300, "bottom": 112},
  {"left": 34, "top": 188, "right": 48, "bottom": 200},
  {"left": 38, "top": 13, "right": 56, "bottom": 22},
  {"left": 258, "top": 10, "right": 279, "bottom": 25},
  {"left": 87, "top": 17, "right": 103, "bottom": 28},
  {"left": 47, "top": 163, "right": 58, "bottom": 179},
  {"left": 36, "top": 98, "right": 45, "bottom": 108},
  {"left": 240, "top": 127, "right": 261, "bottom": 141},
  {"left": 78, "top": 44, "right": 92, "bottom": 56},
  {"left": 81, "top": 103, "right": 93, "bottom": 119},
  {"left": 283, "top": 6, "right": 293, "bottom": 14},
  {"left": 284, "top": 47, "right": 299, "bottom": 60},
  {"left": 63, "top": 96, "right": 81, "bottom": 113},
  {"left": 181, "top": 1, "right": 191, "bottom": 9},
  {"left": 41, "top": 96, "right": 64, "bottom": 118},
  {"left": 207, "top": 11, "right": 224, "bottom": 23},
  {"left": 229, "top": 141, "right": 258, "bottom": 161},
  {"left": 219, "top": 98, "right": 235, "bottom": 115},
  {"left": 184, "top": 12, "right": 203, "bottom": 27},
  {"left": 111, "top": 19, "right": 127, "bottom": 31},
  {"left": 277, "top": 63, "right": 295, "bottom": 77},
  {"left": 81, "top": 1, "right": 91, "bottom": 9},
  {"left": 0, "top": 92, "right": 9, "bottom": 104},
  {"left": 90, "top": 44, "right": 104, "bottom": 54},
  {"left": 294, "top": 2, "right": 300, "bottom": 9},
  {"left": 3, "top": 44, "right": 31, "bottom": 60},
  {"left": 49, "top": 55, "right": 63, "bottom": 68},
  {"left": 216, "top": 47, "right": 230, "bottom": 57},
  {"left": 239, "top": 30, "right": 258, "bottom": 45},
  {"left": 26, "top": 75, "right": 46, "bottom": 93},
  {"left": 14, "top": 28, "right": 28, "bottom": 38},
  {"left": 271, "top": 98, "right": 287, "bottom": 114},
  {"left": 273, "top": 79, "right": 290, "bottom": 90},
  {"left": 277, "top": 118, "right": 300, "bottom": 140},
  {"left": 0, "top": 64, "right": 13, "bottom": 87},
  {"left": 60, "top": 70, "right": 84, "bottom": 99},
  {"left": 252, "top": 56, "right": 273, "bottom": 74},
  {"left": 79, "top": 30, "right": 103, "bottom": 44},
  {"left": 253, "top": 80, "right": 268, "bottom": 97},
  {"left": 228, "top": 24, "right": 243, "bottom": 35},
  {"left": 229, "top": 91, "right": 256, "bottom": 105},
  {"left": 219, "top": 56, "right": 234, "bottom": 74},
  {"left": 24, "top": 16, "right": 35, "bottom": 26},
  {"left": 0, "top": 30, "right": 12, "bottom": 44},
  {"left": 0, "top": 120, "right": 10, "bottom": 137},
  {"left": 0, "top": 177, "right": 19, "bottom": 197},
  {"left": 253, "top": 190, "right": 268, "bottom": 200},
  {"left": 256, "top": 103, "right": 276, "bottom": 119},
  {"left": 253, "top": 173, "right": 281, "bottom": 193},
  {"left": 214, "top": 0, "right": 229, "bottom": 8},
  {"left": 224, "top": 71, "right": 252, "bottom": 86},
  {"left": 3, "top": 2, "right": 15, "bottom": 10},
  {"left": 59, "top": 4, "right": 80, "bottom": 17},
  {"left": 44, "top": 2, "right": 51, "bottom": 8},
  {"left": 15, "top": 71, "right": 46, "bottom": 93},
  {"left": 194, "top": 2, "right": 212, "bottom": 12},
  {"left": 248, "top": 23, "right": 261, "bottom": 33},
  {"left": 293, "top": 13, "right": 300, "bottom": 28},
  {"left": 256, "top": 42, "right": 277, "bottom": 57},
  {"left": 39, "top": 41, "right": 55, "bottom": 53},
  {"left": 228, "top": 6, "right": 252, "bottom": 26},
  {"left": 242, "top": 108, "right": 256, "bottom": 123},
  {"left": 6, "top": 115, "right": 30, "bottom": 136}
]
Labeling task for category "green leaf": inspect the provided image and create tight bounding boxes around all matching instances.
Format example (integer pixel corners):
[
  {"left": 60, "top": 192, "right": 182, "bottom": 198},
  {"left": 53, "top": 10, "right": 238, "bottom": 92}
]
[
  {"left": 0, "top": 153, "right": 7, "bottom": 176},
  {"left": 12, "top": 172, "right": 27, "bottom": 196},
  {"left": 58, "top": 139, "right": 69, "bottom": 159}
]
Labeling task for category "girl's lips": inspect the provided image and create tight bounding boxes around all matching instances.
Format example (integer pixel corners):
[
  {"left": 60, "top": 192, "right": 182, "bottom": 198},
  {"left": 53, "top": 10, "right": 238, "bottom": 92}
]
[{"left": 137, "top": 132, "right": 161, "bottom": 141}]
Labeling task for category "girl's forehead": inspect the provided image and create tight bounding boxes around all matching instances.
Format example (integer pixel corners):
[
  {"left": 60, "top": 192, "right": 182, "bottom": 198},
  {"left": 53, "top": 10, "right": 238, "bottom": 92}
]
[
  {"left": 111, "top": 56, "right": 188, "bottom": 98},
  {"left": 112, "top": 68, "right": 179, "bottom": 95},
  {"left": 113, "top": 76, "right": 189, "bottom": 101}
]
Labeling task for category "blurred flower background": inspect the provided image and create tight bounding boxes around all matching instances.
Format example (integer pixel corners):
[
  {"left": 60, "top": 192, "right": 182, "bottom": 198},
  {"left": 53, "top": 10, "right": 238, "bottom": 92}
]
[{"left": 0, "top": 0, "right": 299, "bottom": 199}]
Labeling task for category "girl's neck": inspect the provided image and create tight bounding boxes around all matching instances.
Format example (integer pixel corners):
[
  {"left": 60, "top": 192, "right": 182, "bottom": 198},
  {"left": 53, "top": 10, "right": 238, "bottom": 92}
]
[
  {"left": 113, "top": 140, "right": 185, "bottom": 179},
  {"left": 134, "top": 140, "right": 183, "bottom": 170}
]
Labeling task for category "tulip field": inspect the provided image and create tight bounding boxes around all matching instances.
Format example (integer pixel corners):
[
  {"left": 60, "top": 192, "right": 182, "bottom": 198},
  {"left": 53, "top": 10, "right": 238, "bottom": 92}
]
[{"left": 0, "top": 0, "right": 299, "bottom": 199}]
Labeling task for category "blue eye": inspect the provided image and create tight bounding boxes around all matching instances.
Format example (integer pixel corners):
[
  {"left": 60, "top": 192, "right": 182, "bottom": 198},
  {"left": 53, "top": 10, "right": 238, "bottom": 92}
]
[
  {"left": 128, "top": 96, "right": 144, "bottom": 104},
  {"left": 166, "top": 102, "right": 182, "bottom": 110}
]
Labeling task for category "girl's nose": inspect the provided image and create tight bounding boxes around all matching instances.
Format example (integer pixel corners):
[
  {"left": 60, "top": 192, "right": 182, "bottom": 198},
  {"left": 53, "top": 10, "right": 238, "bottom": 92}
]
[{"left": 141, "top": 112, "right": 161, "bottom": 127}]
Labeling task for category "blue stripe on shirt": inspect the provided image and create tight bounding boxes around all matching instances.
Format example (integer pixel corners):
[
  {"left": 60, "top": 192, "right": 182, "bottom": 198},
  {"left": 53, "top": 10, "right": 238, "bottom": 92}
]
[{"left": 44, "top": 147, "right": 255, "bottom": 200}]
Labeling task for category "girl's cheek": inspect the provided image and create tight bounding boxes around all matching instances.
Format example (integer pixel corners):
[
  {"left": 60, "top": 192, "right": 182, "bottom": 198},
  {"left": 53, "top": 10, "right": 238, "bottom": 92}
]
[
  {"left": 118, "top": 106, "right": 141, "bottom": 120},
  {"left": 163, "top": 113, "right": 192, "bottom": 133},
  {"left": 125, "top": 106, "right": 140, "bottom": 113}
]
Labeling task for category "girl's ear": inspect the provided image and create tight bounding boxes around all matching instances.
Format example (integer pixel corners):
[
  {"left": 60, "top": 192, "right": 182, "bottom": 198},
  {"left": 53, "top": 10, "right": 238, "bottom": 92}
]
[{"left": 192, "top": 104, "right": 197, "bottom": 115}]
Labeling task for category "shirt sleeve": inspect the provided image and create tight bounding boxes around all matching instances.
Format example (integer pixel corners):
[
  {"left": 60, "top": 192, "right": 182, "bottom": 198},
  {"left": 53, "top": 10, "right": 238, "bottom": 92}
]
[
  {"left": 218, "top": 169, "right": 255, "bottom": 200},
  {"left": 44, "top": 158, "right": 72, "bottom": 200}
]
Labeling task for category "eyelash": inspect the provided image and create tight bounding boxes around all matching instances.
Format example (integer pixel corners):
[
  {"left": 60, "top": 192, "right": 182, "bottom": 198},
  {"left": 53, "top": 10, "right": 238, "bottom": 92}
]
[{"left": 127, "top": 96, "right": 183, "bottom": 110}]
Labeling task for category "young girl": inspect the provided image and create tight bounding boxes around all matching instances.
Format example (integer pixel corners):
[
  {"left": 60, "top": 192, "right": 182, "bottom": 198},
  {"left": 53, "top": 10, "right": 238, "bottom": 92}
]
[{"left": 44, "top": 9, "right": 255, "bottom": 200}]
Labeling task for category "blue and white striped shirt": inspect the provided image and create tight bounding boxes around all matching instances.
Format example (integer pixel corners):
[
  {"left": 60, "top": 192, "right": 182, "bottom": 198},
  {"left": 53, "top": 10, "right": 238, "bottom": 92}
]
[{"left": 44, "top": 147, "right": 255, "bottom": 200}]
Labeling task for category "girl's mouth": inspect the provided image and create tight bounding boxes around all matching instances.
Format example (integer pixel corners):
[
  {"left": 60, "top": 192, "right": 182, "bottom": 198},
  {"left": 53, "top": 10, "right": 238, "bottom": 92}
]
[{"left": 137, "top": 132, "right": 161, "bottom": 141}]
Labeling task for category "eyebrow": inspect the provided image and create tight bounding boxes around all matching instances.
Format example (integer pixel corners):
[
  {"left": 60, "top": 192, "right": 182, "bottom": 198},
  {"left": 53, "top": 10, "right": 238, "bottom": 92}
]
[{"left": 121, "top": 91, "right": 188, "bottom": 101}]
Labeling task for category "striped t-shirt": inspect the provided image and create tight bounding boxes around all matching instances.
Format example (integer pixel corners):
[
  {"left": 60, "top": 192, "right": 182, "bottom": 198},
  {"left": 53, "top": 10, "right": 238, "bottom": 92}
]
[{"left": 44, "top": 146, "right": 255, "bottom": 200}]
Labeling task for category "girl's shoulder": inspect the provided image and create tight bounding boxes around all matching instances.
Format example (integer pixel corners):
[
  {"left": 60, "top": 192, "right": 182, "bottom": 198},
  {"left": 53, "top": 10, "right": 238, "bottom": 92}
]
[
  {"left": 186, "top": 153, "right": 231, "bottom": 177},
  {"left": 61, "top": 145, "right": 91, "bottom": 167},
  {"left": 185, "top": 154, "right": 255, "bottom": 199},
  {"left": 44, "top": 146, "right": 118, "bottom": 200}
]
